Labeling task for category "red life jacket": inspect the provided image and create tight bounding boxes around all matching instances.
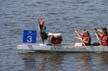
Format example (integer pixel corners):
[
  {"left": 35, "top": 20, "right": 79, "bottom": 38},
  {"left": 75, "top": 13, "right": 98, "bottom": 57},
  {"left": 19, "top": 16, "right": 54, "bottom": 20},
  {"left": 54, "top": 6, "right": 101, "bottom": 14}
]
[
  {"left": 82, "top": 35, "right": 91, "bottom": 46},
  {"left": 100, "top": 35, "right": 108, "bottom": 46}
]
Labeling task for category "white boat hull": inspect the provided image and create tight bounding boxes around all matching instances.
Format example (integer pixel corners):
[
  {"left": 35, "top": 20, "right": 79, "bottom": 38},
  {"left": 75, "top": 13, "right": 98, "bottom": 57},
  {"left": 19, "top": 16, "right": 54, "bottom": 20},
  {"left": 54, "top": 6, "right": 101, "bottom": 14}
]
[{"left": 17, "top": 43, "right": 108, "bottom": 52}]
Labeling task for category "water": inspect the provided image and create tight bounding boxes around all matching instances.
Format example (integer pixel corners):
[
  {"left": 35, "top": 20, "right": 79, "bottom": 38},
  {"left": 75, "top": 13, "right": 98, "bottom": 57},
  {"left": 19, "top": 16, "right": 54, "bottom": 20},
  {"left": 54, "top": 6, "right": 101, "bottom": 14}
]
[{"left": 0, "top": 0, "right": 108, "bottom": 71}]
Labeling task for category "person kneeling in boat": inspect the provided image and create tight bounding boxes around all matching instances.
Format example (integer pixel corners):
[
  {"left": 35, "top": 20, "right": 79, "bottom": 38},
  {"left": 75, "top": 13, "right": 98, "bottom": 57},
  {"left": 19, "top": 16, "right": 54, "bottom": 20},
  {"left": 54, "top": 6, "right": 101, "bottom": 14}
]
[
  {"left": 48, "top": 33, "right": 63, "bottom": 46},
  {"left": 94, "top": 28, "right": 108, "bottom": 46},
  {"left": 75, "top": 29, "right": 91, "bottom": 46}
]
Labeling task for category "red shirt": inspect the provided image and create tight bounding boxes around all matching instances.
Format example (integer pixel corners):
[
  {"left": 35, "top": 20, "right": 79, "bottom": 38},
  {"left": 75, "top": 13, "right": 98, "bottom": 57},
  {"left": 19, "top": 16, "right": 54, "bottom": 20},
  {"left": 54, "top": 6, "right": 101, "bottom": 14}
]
[
  {"left": 82, "top": 35, "right": 91, "bottom": 45},
  {"left": 38, "top": 18, "right": 45, "bottom": 30},
  {"left": 100, "top": 35, "right": 108, "bottom": 46},
  {"left": 39, "top": 18, "right": 45, "bottom": 25}
]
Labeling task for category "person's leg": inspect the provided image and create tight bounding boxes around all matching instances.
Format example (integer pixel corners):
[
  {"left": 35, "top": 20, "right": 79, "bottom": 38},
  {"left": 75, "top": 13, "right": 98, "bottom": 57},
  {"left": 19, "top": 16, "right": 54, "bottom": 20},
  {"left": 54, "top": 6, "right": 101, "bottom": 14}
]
[{"left": 40, "top": 32, "right": 44, "bottom": 44}]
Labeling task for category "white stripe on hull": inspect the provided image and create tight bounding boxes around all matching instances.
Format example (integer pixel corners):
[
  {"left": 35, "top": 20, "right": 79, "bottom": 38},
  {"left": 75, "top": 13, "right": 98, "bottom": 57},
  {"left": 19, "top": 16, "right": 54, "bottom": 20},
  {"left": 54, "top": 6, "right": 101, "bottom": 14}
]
[{"left": 17, "top": 43, "right": 108, "bottom": 52}]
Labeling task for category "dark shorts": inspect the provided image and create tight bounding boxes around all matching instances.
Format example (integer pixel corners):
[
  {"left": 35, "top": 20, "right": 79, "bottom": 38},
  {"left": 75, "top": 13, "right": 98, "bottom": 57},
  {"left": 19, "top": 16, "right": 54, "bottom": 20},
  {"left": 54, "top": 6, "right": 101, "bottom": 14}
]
[{"left": 40, "top": 32, "right": 48, "bottom": 40}]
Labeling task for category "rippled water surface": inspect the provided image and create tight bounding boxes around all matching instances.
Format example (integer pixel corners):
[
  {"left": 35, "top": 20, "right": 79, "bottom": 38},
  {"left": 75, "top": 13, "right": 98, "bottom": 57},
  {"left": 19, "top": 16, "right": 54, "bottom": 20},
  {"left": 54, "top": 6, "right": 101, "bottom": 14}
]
[{"left": 0, "top": 0, "right": 108, "bottom": 71}]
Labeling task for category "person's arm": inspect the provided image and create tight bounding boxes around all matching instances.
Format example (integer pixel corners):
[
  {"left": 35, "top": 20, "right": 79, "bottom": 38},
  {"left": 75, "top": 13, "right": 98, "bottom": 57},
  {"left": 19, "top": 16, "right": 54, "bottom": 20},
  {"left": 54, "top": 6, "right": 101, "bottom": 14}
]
[
  {"left": 94, "top": 28, "right": 102, "bottom": 37},
  {"left": 82, "top": 37, "right": 89, "bottom": 44},
  {"left": 74, "top": 36, "right": 80, "bottom": 40},
  {"left": 75, "top": 30, "right": 83, "bottom": 36}
]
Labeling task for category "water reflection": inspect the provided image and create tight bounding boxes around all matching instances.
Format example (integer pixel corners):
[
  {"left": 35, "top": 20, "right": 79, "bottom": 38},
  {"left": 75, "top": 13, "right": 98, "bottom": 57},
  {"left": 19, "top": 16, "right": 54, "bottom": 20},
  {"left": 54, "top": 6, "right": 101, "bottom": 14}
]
[
  {"left": 81, "top": 53, "right": 91, "bottom": 64},
  {"left": 22, "top": 53, "right": 38, "bottom": 71},
  {"left": 79, "top": 53, "right": 93, "bottom": 71},
  {"left": 99, "top": 53, "right": 108, "bottom": 65},
  {"left": 20, "top": 52, "right": 108, "bottom": 71},
  {"left": 21, "top": 52, "right": 65, "bottom": 71},
  {"left": 80, "top": 53, "right": 108, "bottom": 71}
]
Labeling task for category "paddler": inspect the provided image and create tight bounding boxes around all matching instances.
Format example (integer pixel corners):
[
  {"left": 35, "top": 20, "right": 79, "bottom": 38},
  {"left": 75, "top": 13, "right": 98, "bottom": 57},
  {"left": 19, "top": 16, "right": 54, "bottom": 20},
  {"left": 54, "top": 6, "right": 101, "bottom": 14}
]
[
  {"left": 94, "top": 28, "right": 108, "bottom": 46},
  {"left": 48, "top": 33, "right": 63, "bottom": 46},
  {"left": 38, "top": 18, "right": 48, "bottom": 44},
  {"left": 75, "top": 29, "right": 91, "bottom": 46}
]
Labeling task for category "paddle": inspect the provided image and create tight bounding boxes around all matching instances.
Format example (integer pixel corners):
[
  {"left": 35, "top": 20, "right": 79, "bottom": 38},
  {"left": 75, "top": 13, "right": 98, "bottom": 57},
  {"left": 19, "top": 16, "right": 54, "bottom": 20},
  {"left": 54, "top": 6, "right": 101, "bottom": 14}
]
[
  {"left": 74, "top": 29, "right": 88, "bottom": 49},
  {"left": 94, "top": 28, "right": 102, "bottom": 45}
]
